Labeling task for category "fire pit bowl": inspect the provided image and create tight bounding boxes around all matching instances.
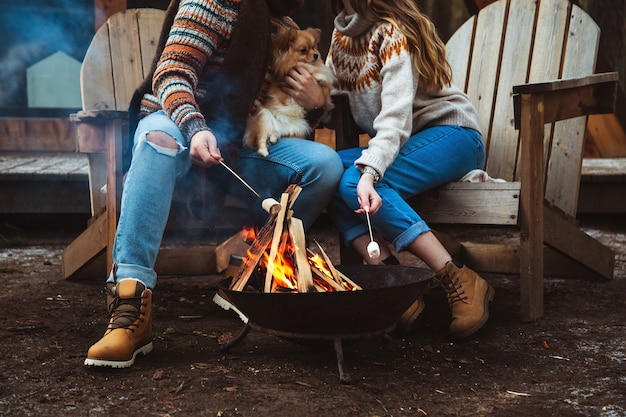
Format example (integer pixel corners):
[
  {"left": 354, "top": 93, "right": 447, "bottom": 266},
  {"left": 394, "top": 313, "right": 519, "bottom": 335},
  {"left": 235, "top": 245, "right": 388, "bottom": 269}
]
[
  {"left": 215, "top": 264, "right": 434, "bottom": 383},
  {"left": 217, "top": 264, "right": 434, "bottom": 337}
]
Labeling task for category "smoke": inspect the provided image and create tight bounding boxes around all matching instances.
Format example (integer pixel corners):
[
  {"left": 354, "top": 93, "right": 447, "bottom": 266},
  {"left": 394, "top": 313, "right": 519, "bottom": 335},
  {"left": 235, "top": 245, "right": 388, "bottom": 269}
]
[
  {"left": 0, "top": 43, "right": 49, "bottom": 108},
  {"left": 0, "top": 1, "right": 94, "bottom": 108}
]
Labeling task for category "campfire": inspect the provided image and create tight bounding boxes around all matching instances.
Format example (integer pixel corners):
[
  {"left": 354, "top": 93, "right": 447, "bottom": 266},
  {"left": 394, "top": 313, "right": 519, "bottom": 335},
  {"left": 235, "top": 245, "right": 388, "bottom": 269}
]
[
  {"left": 213, "top": 184, "right": 434, "bottom": 384},
  {"left": 226, "top": 184, "right": 361, "bottom": 294}
]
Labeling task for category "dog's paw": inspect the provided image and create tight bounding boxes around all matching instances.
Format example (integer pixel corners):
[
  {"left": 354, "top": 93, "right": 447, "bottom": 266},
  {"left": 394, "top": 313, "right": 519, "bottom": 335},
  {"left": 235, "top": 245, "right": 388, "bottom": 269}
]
[
  {"left": 269, "top": 134, "right": 278, "bottom": 144},
  {"left": 257, "top": 147, "right": 269, "bottom": 157}
]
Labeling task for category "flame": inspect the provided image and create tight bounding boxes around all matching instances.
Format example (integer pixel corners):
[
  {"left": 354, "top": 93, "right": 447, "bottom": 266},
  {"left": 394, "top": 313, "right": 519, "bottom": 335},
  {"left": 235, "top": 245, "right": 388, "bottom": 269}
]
[
  {"left": 241, "top": 226, "right": 257, "bottom": 244},
  {"left": 264, "top": 241, "right": 297, "bottom": 290},
  {"left": 251, "top": 230, "right": 298, "bottom": 291},
  {"left": 240, "top": 229, "right": 358, "bottom": 293},
  {"left": 309, "top": 253, "right": 333, "bottom": 279}
]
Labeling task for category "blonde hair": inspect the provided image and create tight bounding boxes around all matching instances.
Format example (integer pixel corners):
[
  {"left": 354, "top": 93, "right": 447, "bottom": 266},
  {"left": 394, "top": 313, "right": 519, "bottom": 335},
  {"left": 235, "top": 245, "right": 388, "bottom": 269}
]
[{"left": 332, "top": 0, "right": 452, "bottom": 90}]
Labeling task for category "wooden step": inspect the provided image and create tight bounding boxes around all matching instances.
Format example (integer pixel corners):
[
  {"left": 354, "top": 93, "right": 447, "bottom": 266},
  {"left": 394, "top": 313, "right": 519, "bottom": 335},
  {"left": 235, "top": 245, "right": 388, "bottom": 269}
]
[
  {"left": 578, "top": 158, "right": 626, "bottom": 214},
  {"left": 0, "top": 152, "right": 90, "bottom": 213}
]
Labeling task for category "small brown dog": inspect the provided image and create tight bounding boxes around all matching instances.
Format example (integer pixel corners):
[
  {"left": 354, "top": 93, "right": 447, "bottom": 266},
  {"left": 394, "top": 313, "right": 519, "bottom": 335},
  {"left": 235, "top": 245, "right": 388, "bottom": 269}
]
[{"left": 243, "top": 27, "right": 335, "bottom": 156}]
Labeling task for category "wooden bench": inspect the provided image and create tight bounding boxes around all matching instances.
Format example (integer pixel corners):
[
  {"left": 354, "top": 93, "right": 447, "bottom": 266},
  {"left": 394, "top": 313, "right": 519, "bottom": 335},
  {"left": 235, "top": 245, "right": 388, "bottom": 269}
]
[
  {"left": 0, "top": 117, "right": 90, "bottom": 214},
  {"left": 578, "top": 158, "right": 626, "bottom": 214}
]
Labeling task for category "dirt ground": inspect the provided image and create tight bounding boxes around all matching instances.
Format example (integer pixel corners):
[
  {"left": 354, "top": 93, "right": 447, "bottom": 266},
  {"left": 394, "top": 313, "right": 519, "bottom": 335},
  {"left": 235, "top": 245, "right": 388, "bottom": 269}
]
[{"left": 1, "top": 213, "right": 625, "bottom": 417}]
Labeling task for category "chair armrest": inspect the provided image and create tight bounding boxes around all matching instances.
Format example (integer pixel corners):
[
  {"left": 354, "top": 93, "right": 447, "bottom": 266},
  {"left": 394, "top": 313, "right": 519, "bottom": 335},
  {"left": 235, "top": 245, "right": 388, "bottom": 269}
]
[
  {"left": 513, "top": 72, "right": 618, "bottom": 129},
  {"left": 70, "top": 110, "right": 129, "bottom": 154},
  {"left": 70, "top": 110, "right": 129, "bottom": 124}
]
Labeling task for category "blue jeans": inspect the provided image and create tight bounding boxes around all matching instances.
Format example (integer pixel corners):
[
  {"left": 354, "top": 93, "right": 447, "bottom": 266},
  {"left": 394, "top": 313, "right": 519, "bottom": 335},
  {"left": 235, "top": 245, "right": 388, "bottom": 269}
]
[
  {"left": 110, "top": 111, "right": 343, "bottom": 289},
  {"left": 327, "top": 126, "right": 485, "bottom": 253}
]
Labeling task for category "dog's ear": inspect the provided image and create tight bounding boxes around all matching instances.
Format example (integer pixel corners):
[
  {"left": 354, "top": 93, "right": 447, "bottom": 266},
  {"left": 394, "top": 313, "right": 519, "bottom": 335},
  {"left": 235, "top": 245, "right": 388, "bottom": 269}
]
[
  {"left": 306, "top": 28, "right": 322, "bottom": 44},
  {"left": 274, "top": 28, "right": 299, "bottom": 52}
]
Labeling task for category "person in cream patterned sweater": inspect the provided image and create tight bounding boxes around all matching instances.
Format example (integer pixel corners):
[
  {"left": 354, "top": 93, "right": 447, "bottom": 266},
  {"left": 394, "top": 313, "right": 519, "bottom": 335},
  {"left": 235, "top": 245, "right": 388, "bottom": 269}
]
[{"left": 326, "top": 0, "right": 495, "bottom": 340}]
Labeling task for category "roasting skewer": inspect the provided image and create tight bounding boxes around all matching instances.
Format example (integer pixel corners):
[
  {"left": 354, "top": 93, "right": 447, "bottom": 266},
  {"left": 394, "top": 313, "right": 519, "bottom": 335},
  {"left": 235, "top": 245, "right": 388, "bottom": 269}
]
[
  {"left": 220, "top": 160, "right": 261, "bottom": 199},
  {"left": 364, "top": 208, "right": 380, "bottom": 259},
  {"left": 219, "top": 160, "right": 279, "bottom": 213}
]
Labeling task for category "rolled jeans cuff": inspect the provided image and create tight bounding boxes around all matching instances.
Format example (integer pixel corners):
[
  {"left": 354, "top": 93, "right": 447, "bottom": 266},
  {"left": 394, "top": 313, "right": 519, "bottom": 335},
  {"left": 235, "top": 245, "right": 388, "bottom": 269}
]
[
  {"left": 392, "top": 220, "right": 431, "bottom": 253},
  {"left": 107, "top": 263, "right": 157, "bottom": 290}
]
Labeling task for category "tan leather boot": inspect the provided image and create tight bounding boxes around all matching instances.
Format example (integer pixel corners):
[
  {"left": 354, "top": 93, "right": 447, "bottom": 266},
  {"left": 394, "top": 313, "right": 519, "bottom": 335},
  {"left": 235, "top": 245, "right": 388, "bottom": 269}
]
[
  {"left": 436, "top": 260, "right": 495, "bottom": 340},
  {"left": 393, "top": 296, "right": 425, "bottom": 336},
  {"left": 84, "top": 279, "right": 153, "bottom": 368}
]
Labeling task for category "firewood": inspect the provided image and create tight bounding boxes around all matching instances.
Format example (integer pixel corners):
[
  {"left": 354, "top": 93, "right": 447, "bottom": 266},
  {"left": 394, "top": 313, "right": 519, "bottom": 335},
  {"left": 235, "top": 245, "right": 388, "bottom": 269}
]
[
  {"left": 229, "top": 213, "right": 276, "bottom": 291},
  {"left": 229, "top": 183, "right": 361, "bottom": 294},
  {"left": 231, "top": 185, "right": 301, "bottom": 292},
  {"left": 286, "top": 184, "right": 302, "bottom": 209},
  {"left": 215, "top": 231, "right": 251, "bottom": 273},
  {"left": 290, "top": 218, "right": 314, "bottom": 293},
  {"left": 308, "top": 245, "right": 362, "bottom": 291},
  {"left": 269, "top": 224, "right": 293, "bottom": 292},
  {"left": 309, "top": 264, "right": 346, "bottom": 291},
  {"left": 264, "top": 192, "right": 290, "bottom": 292},
  {"left": 313, "top": 240, "right": 342, "bottom": 284},
  {"left": 333, "top": 269, "right": 362, "bottom": 291}
]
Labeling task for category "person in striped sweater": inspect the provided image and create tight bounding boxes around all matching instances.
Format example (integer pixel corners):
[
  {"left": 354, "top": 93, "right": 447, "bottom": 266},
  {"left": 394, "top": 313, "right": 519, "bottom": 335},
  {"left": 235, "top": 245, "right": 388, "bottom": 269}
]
[
  {"left": 326, "top": 0, "right": 495, "bottom": 340},
  {"left": 84, "top": 0, "right": 343, "bottom": 368}
]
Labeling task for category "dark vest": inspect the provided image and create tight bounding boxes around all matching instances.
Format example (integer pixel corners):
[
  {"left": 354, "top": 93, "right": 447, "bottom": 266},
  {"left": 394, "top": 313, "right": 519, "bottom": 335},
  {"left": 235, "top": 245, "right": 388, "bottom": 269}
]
[{"left": 128, "top": 0, "right": 273, "bottom": 157}]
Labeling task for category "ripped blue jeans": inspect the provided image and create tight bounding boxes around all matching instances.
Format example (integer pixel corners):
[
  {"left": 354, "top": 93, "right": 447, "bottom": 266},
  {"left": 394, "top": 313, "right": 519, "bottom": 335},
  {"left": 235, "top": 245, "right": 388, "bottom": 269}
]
[
  {"left": 327, "top": 125, "right": 485, "bottom": 253},
  {"left": 109, "top": 111, "right": 343, "bottom": 289}
]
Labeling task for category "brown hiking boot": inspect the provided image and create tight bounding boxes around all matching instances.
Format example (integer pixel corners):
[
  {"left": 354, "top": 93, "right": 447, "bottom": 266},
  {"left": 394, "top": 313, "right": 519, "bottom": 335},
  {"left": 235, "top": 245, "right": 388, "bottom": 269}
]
[
  {"left": 435, "top": 260, "right": 495, "bottom": 340},
  {"left": 393, "top": 296, "right": 425, "bottom": 336},
  {"left": 84, "top": 279, "right": 153, "bottom": 368}
]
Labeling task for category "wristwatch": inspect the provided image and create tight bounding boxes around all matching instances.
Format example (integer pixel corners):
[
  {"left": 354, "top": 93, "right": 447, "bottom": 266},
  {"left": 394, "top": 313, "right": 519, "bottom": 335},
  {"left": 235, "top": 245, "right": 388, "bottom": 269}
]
[{"left": 359, "top": 166, "right": 380, "bottom": 183}]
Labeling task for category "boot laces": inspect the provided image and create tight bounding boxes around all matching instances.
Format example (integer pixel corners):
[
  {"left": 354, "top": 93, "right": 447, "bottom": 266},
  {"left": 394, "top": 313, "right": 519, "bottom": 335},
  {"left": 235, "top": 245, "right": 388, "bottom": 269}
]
[
  {"left": 105, "top": 286, "right": 146, "bottom": 332},
  {"left": 436, "top": 272, "right": 468, "bottom": 305}
]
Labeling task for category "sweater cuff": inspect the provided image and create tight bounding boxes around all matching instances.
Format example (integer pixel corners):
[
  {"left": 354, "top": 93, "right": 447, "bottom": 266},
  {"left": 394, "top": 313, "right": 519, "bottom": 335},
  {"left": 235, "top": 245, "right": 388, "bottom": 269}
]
[{"left": 180, "top": 117, "right": 210, "bottom": 146}]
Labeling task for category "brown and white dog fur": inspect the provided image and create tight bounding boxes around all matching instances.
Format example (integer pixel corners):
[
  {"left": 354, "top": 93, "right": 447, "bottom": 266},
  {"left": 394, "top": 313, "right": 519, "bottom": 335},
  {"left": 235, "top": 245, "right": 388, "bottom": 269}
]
[{"left": 243, "top": 27, "right": 335, "bottom": 156}]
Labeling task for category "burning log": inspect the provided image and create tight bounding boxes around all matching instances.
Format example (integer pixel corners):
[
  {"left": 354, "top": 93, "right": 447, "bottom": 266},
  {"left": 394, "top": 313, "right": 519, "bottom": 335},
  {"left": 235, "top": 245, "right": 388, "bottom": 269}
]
[
  {"left": 229, "top": 184, "right": 299, "bottom": 292},
  {"left": 264, "top": 192, "right": 290, "bottom": 292},
  {"left": 228, "top": 184, "right": 360, "bottom": 294},
  {"left": 290, "top": 218, "right": 314, "bottom": 293}
]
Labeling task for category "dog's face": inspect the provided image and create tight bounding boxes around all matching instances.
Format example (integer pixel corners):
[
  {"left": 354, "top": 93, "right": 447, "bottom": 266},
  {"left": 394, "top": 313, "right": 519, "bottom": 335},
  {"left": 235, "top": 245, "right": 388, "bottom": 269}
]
[{"left": 272, "top": 27, "right": 322, "bottom": 78}]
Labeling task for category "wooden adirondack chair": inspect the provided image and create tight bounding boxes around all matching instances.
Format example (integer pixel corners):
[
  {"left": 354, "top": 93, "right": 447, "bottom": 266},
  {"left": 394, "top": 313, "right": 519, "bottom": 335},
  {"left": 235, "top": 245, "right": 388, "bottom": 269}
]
[
  {"left": 62, "top": 8, "right": 221, "bottom": 280},
  {"left": 332, "top": 0, "right": 619, "bottom": 321}
]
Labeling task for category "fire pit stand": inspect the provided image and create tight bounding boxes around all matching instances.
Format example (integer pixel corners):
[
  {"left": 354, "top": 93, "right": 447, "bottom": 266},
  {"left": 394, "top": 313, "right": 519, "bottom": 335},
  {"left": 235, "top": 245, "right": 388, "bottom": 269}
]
[
  {"left": 215, "top": 264, "right": 434, "bottom": 384},
  {"left": 219, "top": 321, "right": 397, "bottom": 384}
]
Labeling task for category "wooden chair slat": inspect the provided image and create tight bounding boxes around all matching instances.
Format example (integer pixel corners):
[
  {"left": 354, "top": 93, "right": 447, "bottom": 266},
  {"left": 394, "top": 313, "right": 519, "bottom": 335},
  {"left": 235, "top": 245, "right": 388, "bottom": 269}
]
[
  {"left": 486, "top": 0, "right": 536, "bottom": 180},
  {"left": 527, "top": 0, "right": 569, "bottom": 192},
  {"left": 545, "top": 3, "right": 600, "bottom": 215},
  {"left": 445, "top": 16, "right": 475, "bottom": 92},
  {"left": 464, "top": 1, "right": 507, "bottom": 152},
  {"left": 108, "top": 10, "right": 148, "bottom": 111},
  {"left": 137, "top": 8, "right": 163, "bottom": 77},
  {"left": 81, "top": 22, "right": 115, "bottom": 111},
  {"left": 409, "top": 182, "right": 521, "bottom": 225}
]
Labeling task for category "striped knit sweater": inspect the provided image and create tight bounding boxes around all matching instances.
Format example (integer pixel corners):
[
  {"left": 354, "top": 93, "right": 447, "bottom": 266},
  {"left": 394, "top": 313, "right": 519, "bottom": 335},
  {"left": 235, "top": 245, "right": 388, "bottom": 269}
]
[
  {"left": 139, "top": 0, "right": 299, "bottom": 144},
  {"left": 327, "top": 10, "right": 482, "bottom": 179}
]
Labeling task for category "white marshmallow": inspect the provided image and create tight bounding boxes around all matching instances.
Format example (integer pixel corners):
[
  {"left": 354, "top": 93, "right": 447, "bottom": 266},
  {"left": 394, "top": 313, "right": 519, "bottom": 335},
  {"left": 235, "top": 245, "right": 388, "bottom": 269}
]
[
  {"left": 262, "top": 198, "right": 281, "bottom": 214},
  {"left": 367, "top": 241, "right": 380, "bottom": 259}
]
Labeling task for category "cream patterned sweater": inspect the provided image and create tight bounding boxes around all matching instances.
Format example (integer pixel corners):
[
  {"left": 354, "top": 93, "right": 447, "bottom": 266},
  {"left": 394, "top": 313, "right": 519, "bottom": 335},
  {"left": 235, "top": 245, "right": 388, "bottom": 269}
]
[{"left": 327, "top": 11, "right": 482, "bottom": 179}]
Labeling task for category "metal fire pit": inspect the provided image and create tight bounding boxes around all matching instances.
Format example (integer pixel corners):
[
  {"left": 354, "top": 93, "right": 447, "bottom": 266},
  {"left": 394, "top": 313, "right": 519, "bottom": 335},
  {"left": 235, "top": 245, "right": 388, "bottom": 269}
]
[{"left": 215, "top": 264, "right": 434, "bottom": 383}]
